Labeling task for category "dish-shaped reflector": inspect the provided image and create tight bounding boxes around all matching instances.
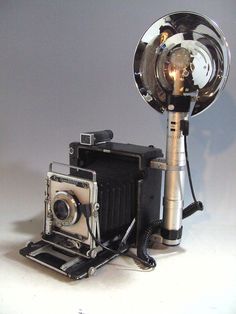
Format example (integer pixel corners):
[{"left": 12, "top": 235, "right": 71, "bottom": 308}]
[{"left": 134, "top": 11, "right": 230, "bottom": 116}]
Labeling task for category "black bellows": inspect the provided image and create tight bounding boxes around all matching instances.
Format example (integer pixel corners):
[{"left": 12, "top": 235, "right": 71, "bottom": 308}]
[
  {"left": 69, "top": 141, "right": 163, "bottom": 245},
  {"left": 90, "top": 154, "right": 139, "bottom": 240}
]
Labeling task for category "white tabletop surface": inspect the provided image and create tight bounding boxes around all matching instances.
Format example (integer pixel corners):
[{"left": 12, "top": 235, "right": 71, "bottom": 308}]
[{"left": 1, "top": 174, "right": 236, "bottom": 314}]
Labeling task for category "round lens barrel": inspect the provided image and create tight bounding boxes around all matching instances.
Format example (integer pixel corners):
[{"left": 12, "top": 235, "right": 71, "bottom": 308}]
[{"left": 53, "top": 200, "right": 70, "bottom": 220}]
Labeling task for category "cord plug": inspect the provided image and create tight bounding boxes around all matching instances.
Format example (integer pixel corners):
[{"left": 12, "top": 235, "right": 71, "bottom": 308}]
[
  {"left": 183, "top": 201, "right": 203, "bottom": 219},
  {"left": 180, "top": 120, "right": 189, "bottom": 136}
]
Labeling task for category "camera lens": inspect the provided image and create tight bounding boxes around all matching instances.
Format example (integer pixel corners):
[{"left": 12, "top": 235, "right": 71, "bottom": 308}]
[
  {"left": 53, "top": 200, "right": 70, "bottom": 220},
  {"left": 52, "top": 191, "right": 82, "bottom": 225}
]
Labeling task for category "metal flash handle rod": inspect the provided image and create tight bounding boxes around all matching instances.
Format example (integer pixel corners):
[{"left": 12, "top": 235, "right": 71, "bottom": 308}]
[{"left": 161, "top": 111, "right": 188, "bottom": 246}]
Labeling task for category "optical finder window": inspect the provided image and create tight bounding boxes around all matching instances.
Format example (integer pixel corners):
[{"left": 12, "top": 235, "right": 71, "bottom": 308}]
[{"left": 81, "top": 134, "right": 92, "bottom": 145}]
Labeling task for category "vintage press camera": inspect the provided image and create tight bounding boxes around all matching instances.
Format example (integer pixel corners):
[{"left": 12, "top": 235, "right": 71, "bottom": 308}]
[
  {"left": 20, "top": 130, "right": 163, "bottom": 279},
  {"left": 20, "top": 11, "right": 230, "bottom": 279}
]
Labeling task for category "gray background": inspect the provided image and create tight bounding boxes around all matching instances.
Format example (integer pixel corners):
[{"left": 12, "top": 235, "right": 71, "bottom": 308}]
[
  {"left": 0, "top": 1, "right": 235, "bottom": 227},
  {"left": 0, "top": 1, "right": 236, "bottom": 314},
  {"left": 1, "top": 0, "right": 236, "bottom": 211}
]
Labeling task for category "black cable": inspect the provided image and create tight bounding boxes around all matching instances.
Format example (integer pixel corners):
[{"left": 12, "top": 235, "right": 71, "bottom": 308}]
[
  {"left": 84, "top": 215, "right": 155, "bottom": 268},
  {"left": 137, "top": 220, "right": 162, "bottom": 268},
  {"left": 183, "top": 134, "right": 203, "bottom": 213},
  {"left": 184, "top": 135, "right": 197, "bottom": 203}
]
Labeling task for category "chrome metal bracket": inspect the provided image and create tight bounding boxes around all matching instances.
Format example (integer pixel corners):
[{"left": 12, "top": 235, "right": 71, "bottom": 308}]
[
  {"left": 150, "top": 158, "right": 167, "bottom": 170},
  {"left": 150, "top": 158, "right": 185, "bottom": 171}
]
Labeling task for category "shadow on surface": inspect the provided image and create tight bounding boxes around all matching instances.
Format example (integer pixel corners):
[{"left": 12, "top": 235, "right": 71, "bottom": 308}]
[
  {"left": 13, "top": 213, "right": 43, "bottom": 235},
  {"left": 110, "top": 237, "right": 186, "bottom": 272}
]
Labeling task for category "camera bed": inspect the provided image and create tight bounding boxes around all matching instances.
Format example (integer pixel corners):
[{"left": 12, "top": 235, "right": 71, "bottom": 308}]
[{"left": 20, "top": 238, "right": 121, "bottom": 280}]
